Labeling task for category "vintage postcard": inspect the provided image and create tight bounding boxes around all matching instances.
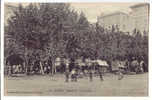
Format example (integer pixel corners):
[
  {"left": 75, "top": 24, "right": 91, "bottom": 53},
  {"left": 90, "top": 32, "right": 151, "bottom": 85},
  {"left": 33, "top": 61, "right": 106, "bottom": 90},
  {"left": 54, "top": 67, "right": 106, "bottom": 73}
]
[{"left": 4, "top": 2, "right": 149, "bottom": 96}]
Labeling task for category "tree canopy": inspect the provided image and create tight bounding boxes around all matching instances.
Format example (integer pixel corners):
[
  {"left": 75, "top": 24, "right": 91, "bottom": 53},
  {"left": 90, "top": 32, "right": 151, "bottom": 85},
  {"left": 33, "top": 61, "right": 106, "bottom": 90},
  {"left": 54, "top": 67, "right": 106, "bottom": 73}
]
[{"left": 5, "top": 3, "right": 148, "bottom": 64}]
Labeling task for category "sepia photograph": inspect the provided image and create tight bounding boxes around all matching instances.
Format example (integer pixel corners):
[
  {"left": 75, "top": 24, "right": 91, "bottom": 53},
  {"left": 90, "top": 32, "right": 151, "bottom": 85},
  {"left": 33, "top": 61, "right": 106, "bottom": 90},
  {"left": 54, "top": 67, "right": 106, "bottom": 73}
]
[{"left": 4, "top": 2, "right": 149, "bottom": 96}]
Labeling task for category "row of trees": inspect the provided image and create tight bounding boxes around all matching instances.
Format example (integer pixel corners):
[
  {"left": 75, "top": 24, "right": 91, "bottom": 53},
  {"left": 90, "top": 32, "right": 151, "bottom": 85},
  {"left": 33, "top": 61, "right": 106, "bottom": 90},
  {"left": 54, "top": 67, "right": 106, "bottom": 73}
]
[{"left": 5, "top": 3, "right": 148, "bottom": 67}]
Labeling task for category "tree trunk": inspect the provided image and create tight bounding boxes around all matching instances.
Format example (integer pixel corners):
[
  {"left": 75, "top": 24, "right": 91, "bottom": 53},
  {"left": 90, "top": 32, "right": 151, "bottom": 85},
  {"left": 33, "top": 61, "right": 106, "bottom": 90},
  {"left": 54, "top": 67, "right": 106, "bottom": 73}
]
[
  {"left": 52, "top": 59, "right": 56, "bottom": 75},
  {"left": 24, "top": 47, "right": 28, "bottom": 75},
  {"left": 23, "top": 62, "right": 26, "bottom": 74},
  {"left": 51, "top": 58, "right": 54, "bottom": 75},
  {"left": 40, "top": 61, "right": 44, "bottom": 75}
]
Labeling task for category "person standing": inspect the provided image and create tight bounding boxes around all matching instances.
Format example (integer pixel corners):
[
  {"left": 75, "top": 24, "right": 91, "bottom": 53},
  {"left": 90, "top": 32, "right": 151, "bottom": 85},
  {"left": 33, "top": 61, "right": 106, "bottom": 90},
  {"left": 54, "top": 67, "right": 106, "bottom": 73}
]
[
  {"left": 118, "top": 68, "right": 124, "bottom": 80},
  {"left": 89, "top": 67, "right": 93, "bottom": 82},
  {"left": 139, "top": 60, "right": 144, "bottom": 73},
  {"left": 98, "top": 66, "right": 104, "bottom": 81},
  {"left": 65, "top": 59, "right": 70, "bottom": 82},
  {"left": 65, "top": 67, "right": 70, "bottom": 82},
  {"left": 71, "top": 68, "right": 77, "bottom": 82},
  {"left": 86, "top": 58, "right": 93, "bottom": 82},
  {"left": 118, "top": 62, "right": 124, "bottom": 80}
]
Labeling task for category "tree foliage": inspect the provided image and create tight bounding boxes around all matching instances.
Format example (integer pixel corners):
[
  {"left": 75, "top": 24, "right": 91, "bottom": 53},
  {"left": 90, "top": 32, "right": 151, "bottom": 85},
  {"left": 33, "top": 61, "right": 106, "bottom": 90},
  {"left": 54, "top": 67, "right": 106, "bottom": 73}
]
[{"left": 5, "top": 3, "right": 148, "bottom": 65}]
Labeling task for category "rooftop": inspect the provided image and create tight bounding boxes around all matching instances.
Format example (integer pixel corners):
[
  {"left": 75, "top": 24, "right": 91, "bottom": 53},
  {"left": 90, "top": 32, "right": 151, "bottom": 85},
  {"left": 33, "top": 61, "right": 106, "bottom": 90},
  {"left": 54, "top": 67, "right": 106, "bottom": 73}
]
[
  {"left": 130, "top": 3, "right": 149, "bottom": 9},
  {"left": 99, "top": 11, "right": 129, "bottom": 19}
]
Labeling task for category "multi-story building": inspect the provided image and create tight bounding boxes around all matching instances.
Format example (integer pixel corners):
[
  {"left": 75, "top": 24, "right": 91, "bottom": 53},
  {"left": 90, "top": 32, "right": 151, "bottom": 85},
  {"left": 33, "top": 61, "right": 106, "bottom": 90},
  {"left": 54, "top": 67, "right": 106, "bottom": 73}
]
[
  {"left": 130, "top": 3, "right": 149, "bottom": 36},
  {"left": 97, "top": 3, "right": 150, "bottom": 36},
  {"left": 97, "top": 11, "right": 134, "bottom": 33}
]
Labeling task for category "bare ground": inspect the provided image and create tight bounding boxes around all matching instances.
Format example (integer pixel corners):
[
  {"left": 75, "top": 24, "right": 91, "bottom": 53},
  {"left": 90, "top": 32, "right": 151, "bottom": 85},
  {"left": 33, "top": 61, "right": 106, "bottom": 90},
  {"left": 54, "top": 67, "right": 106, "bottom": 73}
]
[{"left": 4, "top": 73, "right": 148, "bottom": 96}]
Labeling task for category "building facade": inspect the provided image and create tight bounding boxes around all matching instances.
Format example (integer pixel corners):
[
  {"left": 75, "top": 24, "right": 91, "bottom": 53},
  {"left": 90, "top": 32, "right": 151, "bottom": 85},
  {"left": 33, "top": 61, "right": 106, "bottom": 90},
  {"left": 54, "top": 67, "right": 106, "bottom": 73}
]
[
  {"left": 97, "top": 3, "right": 149, "bottom": 36},
  {"left": 98, "top": 11, "right": 134, "bottom": 33},
  {"left": 130, "top": 3, "right": 149, "bottom": 36}
]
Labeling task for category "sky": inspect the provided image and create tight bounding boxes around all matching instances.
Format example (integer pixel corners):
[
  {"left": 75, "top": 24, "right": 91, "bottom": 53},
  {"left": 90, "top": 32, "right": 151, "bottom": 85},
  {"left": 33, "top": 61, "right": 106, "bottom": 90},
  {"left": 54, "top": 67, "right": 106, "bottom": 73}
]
[{"left": 5, "top": 2, "right": 141, "bottom": 23}]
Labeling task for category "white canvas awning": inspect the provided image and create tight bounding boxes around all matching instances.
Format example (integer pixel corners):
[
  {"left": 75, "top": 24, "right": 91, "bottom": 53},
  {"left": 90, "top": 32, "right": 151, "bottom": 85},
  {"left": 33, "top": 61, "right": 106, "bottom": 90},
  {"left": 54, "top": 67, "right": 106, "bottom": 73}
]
[
  {"left": 64, "top": 59, "right": 70, "bottom": 65},
  {"left": 118, "top": 61, "right": 126, "bottom": 68},
  {"left": 55, "top": 57, "right": 61, "bottom": 66},
  {"left": 85, "top": 58, "right": 92, "bottom": 66},
  {"left": 79, "top": 62, "right": 86, "bottom": 66},
  {"left": 111, "top": 61, "right": 119, "bottom": 70},
  {"left": 111, "top": 61, "right": 126, "bottom": 70},
  {"left": 96, "top": 60, "right": 109, "bottom": 66},
  {"left": 75, "top": 59, "right": 86, "bottom": 66}
]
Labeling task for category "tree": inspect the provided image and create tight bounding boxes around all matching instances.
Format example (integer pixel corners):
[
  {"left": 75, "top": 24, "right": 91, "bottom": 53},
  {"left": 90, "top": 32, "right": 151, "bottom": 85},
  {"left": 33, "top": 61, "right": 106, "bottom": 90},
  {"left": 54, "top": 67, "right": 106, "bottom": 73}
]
[
  {"left": 5, "top": 3, "right": 93, "bottom": 72},
  {"left": 5, "top": 3, "right": 77, "bottom": 70}
]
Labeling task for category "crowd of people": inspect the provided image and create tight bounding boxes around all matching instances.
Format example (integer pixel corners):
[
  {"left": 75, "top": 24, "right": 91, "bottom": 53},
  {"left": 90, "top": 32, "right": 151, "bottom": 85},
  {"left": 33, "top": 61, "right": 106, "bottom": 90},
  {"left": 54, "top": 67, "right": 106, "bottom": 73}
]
[{"left": 5, "top": 51, "right": 148, "bottom": 82}]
